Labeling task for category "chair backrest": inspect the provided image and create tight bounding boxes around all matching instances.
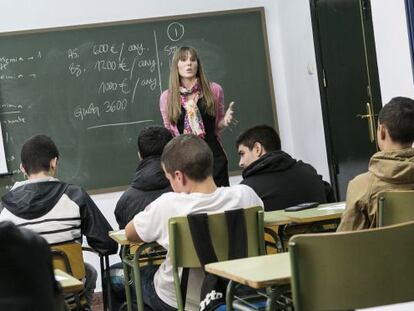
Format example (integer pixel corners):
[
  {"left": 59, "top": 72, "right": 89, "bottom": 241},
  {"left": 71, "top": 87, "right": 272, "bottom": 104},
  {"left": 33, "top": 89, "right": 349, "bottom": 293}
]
[
  {"left": 169, "top": 206, "right": 264, "bottom": 269},
  {"left": 289, "top": 221, "right": 414, "bottom": 311},
  {"left": 51, "top": 243, "right": 86, "bottom": 280},
  {"left": 168, "top": 206, "right": 264, "bottom": 310},
  {"left": 378, "top": 190, "right": 414, "bottom": 227}
]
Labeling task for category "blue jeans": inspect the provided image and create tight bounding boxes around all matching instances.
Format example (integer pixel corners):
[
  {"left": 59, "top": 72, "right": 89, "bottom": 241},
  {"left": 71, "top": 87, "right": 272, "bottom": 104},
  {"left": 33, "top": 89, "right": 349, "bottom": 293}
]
[
  {"left": 141, "top": 265, "right": 177, "bottom": 311},
  {"left": 109, "top": 263, "right": 176, "bottom": 311}
]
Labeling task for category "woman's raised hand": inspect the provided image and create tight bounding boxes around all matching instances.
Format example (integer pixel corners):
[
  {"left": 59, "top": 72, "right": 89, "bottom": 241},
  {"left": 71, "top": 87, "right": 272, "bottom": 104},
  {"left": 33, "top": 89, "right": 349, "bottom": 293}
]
[{"left": 223, "top": 101, "right": 235, "bottom": 127}]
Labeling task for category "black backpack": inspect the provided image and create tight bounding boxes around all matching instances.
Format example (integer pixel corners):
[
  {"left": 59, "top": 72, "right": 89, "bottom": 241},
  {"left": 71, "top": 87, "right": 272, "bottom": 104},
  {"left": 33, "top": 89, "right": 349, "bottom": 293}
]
[{"left": 182, "top": 209, "right": 248, "bottom": 311}]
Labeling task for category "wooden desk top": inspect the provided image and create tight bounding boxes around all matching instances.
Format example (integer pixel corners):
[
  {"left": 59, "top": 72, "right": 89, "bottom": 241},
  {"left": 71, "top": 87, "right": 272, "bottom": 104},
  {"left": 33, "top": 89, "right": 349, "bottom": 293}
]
[
  {"left": 265, "top": 202, "right": 345, "bottom": 226},
  {"left": 264, "top": 210, "right": 293, "bottom": 226},
  {"left": 205, "top": 253, "right": 291, "bottom": 289},
  {"left": 109, "top": 230, "right": 131, "bottom": 245},
  {"left": 55, "top": 269, "right": 84, "bottom": 293}
]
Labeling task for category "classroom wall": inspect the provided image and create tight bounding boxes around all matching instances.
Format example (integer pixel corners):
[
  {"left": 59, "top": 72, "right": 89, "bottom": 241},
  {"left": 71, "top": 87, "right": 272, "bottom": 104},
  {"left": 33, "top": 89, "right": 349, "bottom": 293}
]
[
  {"left": 0, "top": 0, "right": 330, "bottom": 179},
  {"left": 1, "top": 0, "right": 412, "bottom": 291},
  {"left": 371, "top": 0, "right": 414, "bottom": 103}
]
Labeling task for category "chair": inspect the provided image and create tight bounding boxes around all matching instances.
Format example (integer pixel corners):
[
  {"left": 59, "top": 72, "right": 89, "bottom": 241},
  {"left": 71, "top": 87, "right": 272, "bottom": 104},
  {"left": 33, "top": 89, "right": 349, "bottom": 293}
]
[
  {"left": 51, "top": 243, "right": 86, "bottom": 310},
  {"left": 52, "top": 243, "right": 113, "bottom": 311},
  {"left": 378, "top": 190, "right": 414, "bottom": 227},
  {"left": 168, "top": 206, "right": 265, "bottom": 311},
  {"left": 289, "top": 221, "right": 414, "bottom": 311}
]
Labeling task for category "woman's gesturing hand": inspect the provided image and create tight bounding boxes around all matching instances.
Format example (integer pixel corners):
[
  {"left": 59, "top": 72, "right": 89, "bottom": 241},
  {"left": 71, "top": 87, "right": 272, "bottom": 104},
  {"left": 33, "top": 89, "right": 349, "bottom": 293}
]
[{"left": 221, "top": 101, "right": 235, "bottom": 128}]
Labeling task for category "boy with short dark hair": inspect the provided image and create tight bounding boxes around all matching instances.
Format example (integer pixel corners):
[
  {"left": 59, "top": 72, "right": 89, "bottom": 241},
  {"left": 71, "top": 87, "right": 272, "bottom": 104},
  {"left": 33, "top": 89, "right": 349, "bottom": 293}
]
[
  {"left": 0, "top": 134, "right": 117, "bottom": 307},
  {"left": 115, "top": 126, "right": 173, "bottom": 229},
  {"left": 236, "top": 124, "right": 330, "bottom": 211},
  {"left": 338, "top": 97, "right": 414, "bottom": 231},
  {"left": 125, "top": 134, "right": 263, "bottom": 311}
]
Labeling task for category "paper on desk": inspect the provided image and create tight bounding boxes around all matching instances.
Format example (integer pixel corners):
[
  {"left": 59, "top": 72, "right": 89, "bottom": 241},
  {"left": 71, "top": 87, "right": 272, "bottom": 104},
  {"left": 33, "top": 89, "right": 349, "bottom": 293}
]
[
  {"left": 55, "top": 275, "right": 68, "bottom": 281},
  {"left": 317, "top": 202, "right": 346, "bottom": 211}
]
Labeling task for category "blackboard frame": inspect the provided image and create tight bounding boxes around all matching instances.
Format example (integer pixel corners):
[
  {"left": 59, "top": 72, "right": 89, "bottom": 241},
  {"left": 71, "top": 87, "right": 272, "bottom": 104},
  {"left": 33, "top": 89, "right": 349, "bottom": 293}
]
[{"left": 406, "top": 0, "right": 414, "bottom": 81}]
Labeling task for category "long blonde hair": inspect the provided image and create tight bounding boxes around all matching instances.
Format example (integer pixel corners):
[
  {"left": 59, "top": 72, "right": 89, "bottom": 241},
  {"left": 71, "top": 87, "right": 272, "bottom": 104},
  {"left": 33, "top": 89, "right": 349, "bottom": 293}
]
[{"left": 167, "top": 46, "right": 216, "bottom": 124}]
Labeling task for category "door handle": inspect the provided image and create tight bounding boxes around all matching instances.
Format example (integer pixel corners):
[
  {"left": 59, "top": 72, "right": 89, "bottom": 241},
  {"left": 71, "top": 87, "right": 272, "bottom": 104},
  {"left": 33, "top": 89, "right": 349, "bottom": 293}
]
[{"left": 356, "top": 102, "right": 376, "bottom": 143}]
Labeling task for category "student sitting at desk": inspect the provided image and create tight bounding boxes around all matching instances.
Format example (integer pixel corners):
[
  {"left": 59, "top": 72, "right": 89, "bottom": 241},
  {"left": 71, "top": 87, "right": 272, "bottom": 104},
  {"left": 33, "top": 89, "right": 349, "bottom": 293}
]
[
  {"left": 0, "top": 134, "right": 117, "bottom": 308},
  {"left": 0, "top": 221, "right": 67, "bottom": 311},
  {"left": 125, "top": 134, "right": 263, "bottom": 311},
  {"left": 115, "top": 126, "right": 173, "bottom": 229},
  {"left": 338, "top": 97, "right": 414, "bottom": 231},
  {"left": 236, "top": 124, "right": 332, "bottom": 211}
]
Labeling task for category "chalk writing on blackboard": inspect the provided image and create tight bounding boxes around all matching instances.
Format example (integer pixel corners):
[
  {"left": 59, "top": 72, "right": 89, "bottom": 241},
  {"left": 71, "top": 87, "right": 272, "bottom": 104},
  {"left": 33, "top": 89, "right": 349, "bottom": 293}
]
[{"left": 0, "top": 8, "right": 276, "bottom": 193}]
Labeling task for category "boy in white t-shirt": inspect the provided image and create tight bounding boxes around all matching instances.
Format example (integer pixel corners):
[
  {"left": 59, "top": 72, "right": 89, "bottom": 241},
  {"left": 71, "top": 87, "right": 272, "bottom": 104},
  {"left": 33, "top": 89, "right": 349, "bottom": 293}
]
[{"left": 125, "top": 134, "right": 263, "bottom": 311}]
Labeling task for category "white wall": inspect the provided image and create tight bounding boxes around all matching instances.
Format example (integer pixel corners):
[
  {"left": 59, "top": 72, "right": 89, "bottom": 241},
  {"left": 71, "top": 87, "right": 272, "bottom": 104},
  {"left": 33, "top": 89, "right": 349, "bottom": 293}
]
[{"left": 371, "top": 0, "right": 414, "bottom": 103}]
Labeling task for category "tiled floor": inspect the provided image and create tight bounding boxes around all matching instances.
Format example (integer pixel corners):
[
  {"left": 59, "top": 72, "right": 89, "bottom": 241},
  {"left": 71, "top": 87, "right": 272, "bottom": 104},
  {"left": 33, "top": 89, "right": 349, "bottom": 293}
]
[{"left": 91, "top": 292, "right": 103, "bottom": 311}]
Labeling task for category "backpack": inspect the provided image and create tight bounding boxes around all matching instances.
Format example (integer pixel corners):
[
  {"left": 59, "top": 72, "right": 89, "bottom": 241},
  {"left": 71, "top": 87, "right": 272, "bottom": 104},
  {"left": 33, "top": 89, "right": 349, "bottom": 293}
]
[{"left": 184, "top": 209, "right": 248, "bottom": 311}]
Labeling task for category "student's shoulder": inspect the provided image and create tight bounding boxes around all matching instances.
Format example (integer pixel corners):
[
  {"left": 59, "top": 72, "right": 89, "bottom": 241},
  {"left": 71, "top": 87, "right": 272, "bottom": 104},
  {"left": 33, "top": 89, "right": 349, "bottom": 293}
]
[
  {"left": 230, "top": 183, "right": 255, "bottom": 191},
  {"left": 64, "top": 183, "right": 95, "bottom": 203},
  {"left": 149, "top": 191, "right": 184, "bottom": 206},
  {"left": 65, "top": 183, "right": 86, "bottom": 194},
  {"left": 226, "top": 184, "right": 260, "bottom": 198},
  {"left": 349, "top": 170, "right": 372, "bottom": 189}
]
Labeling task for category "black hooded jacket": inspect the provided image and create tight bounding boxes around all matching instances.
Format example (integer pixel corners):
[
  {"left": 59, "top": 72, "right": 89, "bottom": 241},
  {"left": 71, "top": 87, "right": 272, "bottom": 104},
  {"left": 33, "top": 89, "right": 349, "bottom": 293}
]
[
  {"left": 241, "top": 151, "right": 328, "bottom": 211},
  {"left": 115, "top": 156, "right": 171, "bottom": 229},
  {"left": 0, "top": 179, "right": 117, "bottom": 254}
]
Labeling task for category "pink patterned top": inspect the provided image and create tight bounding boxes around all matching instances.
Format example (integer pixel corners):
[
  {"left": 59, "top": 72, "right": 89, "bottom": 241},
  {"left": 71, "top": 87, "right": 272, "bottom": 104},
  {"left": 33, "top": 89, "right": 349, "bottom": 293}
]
[{"left": 159, "top": 82, "right": 225, "bottom": 137}]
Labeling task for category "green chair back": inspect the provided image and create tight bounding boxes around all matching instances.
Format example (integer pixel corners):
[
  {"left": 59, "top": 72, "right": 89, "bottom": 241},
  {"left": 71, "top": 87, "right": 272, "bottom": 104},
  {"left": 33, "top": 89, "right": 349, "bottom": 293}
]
[
  {"left": 378, "top": 190, "right": 414, "bottom": 227},
  {"left": 168, "top": 206, "right": 264, "bottom": 310},
  {"left": 289, "top": 221, "right": 414, "bottom": 311}
]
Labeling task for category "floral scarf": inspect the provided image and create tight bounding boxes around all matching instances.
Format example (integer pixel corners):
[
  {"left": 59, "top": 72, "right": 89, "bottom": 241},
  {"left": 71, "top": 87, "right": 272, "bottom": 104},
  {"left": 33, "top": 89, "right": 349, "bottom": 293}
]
[{"left": 179, "top": 79, "right": 206, "bottom": 138}]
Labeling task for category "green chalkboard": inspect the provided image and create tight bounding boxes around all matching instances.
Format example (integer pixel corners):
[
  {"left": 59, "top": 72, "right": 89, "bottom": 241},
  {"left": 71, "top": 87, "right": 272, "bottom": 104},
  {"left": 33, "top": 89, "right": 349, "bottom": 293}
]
[{"left": 0, "top": 7, "right": 277, "bottom": 194}]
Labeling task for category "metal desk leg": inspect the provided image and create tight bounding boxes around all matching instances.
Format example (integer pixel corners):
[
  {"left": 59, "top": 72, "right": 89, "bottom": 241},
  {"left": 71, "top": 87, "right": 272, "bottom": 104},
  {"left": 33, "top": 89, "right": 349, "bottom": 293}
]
[
  {"left": 122, "top": 246, "right": 133, "bottom": 311},
  {"left": 226, "top": 280, "right": 236, "bottom": 311}
]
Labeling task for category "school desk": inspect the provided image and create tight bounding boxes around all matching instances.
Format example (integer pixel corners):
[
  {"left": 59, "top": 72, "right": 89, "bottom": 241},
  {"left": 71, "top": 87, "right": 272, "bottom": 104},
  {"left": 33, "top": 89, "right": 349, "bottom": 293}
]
[
  {"left": 264, "top": 202, "right": 345, "bottom": 252},
  {"left": 264, "top": 202, "right": 345, "bottom": 226},
  {"left": 54, "top": 269, "right": 84, "bottom": 294},
  {"left": 109, "top": 230, "right": 166, "bottom": 311},
  {"left": 206, "top": 253, "right": 290, "bottom": 289},
  {"left": 205, "top": 253, "right": 291, "bottom": 311}
]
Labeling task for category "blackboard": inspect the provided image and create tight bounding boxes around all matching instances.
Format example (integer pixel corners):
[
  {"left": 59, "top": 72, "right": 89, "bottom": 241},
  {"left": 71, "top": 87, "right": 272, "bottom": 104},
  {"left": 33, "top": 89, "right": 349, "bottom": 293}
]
[{"left": 0, "top": 7, "right": 277, "bottom": 194}]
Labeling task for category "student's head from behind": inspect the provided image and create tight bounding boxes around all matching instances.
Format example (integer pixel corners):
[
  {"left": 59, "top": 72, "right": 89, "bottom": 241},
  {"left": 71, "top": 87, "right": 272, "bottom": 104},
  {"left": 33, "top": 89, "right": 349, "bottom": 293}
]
[
  {"left": 161, "top": 134, "right": 213, "bottom": 192},
  {"left": 20, "top": 134, "right": 59, "bottom": 178},
  {"left": 137, "top": 126, "right": 173, "bottom": 159},
  {"left": 0, "top": 221, "right": 62, "bottom": 310},
  {"left": 377, "top": 97, "right": 414, "bottom": 151},
  {"left": 236, "top": 125, "right": 281, "bottom": 169}
]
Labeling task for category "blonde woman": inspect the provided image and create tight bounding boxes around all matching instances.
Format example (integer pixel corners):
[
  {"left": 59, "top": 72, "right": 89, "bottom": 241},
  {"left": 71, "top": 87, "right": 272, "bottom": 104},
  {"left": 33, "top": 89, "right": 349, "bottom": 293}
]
[{"left": 160, "top": 46, "right": 234, "bottom": 186}]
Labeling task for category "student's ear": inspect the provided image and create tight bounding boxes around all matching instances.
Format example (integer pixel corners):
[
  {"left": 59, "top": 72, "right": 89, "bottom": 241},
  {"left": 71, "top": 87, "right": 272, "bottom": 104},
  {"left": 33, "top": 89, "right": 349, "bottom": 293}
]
[
  {"left": 377, "top": 123, "right": 387, "bottom": 140},
  {"left": 19, "top": 163, "right": 27, "bottom": 178},
  {"left": 138, "top": 151, "right": 142, "bottom": 160},
  {"left": 253, "top": 142, "right": 265, "bottom": 157},
  {"left": 174, "top": 170, "right": 184, "bottom": 183},
  {"left": 50, "top": 157, "right": 58, "bottom": 174},
  {"left": 376, "top": 123, "right": 387, "bottom": 151}
]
